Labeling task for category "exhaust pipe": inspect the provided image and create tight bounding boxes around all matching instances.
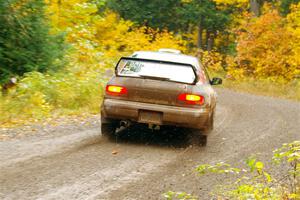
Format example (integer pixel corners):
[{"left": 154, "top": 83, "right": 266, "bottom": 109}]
[
  {"left": 120, "top": 120, "right": 131, "bottom": 127},
  {"left": 148, "top": 124, "right": 160, "bottom": 130},
  {"left": 116, "top": 120, "right": 131, "bottom": 134}
]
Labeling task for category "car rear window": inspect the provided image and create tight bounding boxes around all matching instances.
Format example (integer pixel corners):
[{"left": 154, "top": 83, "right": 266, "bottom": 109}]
[{"left": 116, "top": 58, "right": 196, "bottom": 84}]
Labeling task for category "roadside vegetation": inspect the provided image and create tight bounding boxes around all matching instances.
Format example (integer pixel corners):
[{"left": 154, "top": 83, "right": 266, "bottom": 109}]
[
  {"left": 0, "top": 0, "right": 300, "bottom": 127},
  {"left": 164, "top": 141, "right": 300, "bottom": 200}
]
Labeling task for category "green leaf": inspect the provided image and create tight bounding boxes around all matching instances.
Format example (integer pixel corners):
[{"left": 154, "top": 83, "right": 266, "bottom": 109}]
[{"left": 255, "top": 161, "right": 264, "bottom": 173}]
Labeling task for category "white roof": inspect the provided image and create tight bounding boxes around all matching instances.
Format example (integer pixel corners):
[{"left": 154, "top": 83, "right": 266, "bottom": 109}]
[{"left": 131, "top": 51, "right": 200, "bottom": 69}]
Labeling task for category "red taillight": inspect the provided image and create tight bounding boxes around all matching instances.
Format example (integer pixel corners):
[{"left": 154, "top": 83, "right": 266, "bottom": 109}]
[
  {"left": 106, "top": 85, "right": 127, "bottom": 95},
  {"left": 178, "top": 93, "right": 205, "bottom": 105}
]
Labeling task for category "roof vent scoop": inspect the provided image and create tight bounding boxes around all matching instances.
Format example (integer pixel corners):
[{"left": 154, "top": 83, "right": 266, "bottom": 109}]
[{"left": 158, "top": 48, "right": 181, "bottom": 54}]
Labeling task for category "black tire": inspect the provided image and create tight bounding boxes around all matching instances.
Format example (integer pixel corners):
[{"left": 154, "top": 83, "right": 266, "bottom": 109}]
[
  {"left": 101, "top": 116, "right": 118, "bottom": 140},
  {"left": 188, "top": 129, "right": 207, "bottom": 146}
]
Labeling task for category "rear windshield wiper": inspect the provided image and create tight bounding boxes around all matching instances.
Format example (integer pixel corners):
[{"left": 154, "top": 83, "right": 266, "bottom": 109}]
[{"left": 139, "top": 75, "right": 171, "bottom": 81}]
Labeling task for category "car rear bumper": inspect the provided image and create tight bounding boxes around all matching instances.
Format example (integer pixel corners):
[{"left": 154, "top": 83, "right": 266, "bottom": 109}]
[{"left": 101, "top": 98, "right": 210, "bottom": 129}]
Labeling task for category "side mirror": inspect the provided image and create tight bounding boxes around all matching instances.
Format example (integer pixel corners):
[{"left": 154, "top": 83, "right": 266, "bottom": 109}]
[{"left": 210, "top": 77, "right": 222, "bottom": 85}]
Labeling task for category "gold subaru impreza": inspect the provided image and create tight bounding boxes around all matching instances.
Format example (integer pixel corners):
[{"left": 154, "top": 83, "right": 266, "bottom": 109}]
[{"left": 101, "top": 49, "right": 222, "bottom": 146}]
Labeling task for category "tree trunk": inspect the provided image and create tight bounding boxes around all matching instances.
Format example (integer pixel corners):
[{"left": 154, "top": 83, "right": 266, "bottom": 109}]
[
  {"left": 205, "top": 30, "right": 210, "bottom": 51},
  {"left": 197, "top": 17, "right": 204, "bottom": 49},
  {"left": 207, "top": 31, "right": 216, "bottom": 52},
  {"left": 250, "top": 0, "right": 260, "bottom": 17}
]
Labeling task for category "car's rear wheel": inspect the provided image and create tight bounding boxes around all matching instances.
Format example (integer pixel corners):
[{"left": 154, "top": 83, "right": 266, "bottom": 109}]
[{"left": 101, "top": 116, "right": 119, "bottom": 140}]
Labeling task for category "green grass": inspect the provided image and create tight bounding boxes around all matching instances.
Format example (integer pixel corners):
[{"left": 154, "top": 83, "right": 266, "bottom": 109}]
[
  {"left": 222, "top": 79, "right": 300, "bottom": 101},
  {"left": 210, "top": 71, "right": 300, "bottom": 102},
  {"left": 0, "top": 71, "right": 105, "bottom": 127}
]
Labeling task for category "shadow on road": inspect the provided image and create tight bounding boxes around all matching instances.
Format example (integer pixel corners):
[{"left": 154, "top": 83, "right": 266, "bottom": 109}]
[{"left": 109, "top": 125, "right": 192, "bottom": 148}]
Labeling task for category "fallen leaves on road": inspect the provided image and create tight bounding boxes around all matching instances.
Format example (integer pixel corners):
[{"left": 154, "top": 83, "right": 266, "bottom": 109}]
[{"left": 112, "top": 150, "right": 119, "bottom": 155}]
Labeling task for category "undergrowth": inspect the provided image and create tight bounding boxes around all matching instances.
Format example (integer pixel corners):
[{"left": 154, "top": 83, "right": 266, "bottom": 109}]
[
  {"left": 0, "top": 71, "right": 105, "bottom": 127},
  {"left": 164, "top": 141, "right": 300, "bottom": 200}
]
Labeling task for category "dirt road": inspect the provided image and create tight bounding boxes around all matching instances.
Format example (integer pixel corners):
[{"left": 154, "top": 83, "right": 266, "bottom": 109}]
[{"left": 1, "top": 89, "right": 299, "bottom": 200}]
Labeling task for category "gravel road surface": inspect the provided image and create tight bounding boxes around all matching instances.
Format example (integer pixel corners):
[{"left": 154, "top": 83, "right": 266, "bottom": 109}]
[{"left": 0, "top": 89, "right": 299, "bottom": 200}]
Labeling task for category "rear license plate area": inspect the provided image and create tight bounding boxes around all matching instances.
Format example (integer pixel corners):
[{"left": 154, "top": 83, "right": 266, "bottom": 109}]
[{"left": 138, "top": 110, "right": 162, "bottom": 125}]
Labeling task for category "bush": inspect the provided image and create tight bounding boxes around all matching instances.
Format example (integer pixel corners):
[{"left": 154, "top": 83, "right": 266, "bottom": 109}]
[
  {"left": 165, "top": 141, "right": 300, "bottom": 200},
  {"left": 0, "top": 0, "right": 65, "bottom": 84},
  {"left": 0, "top": 71, "right": 104, "bottom": 126},
  {"left": 235, "top": 10, "right": 299, "bottom": 81}
]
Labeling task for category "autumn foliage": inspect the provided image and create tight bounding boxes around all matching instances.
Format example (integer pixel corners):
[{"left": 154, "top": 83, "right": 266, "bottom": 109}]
[{"left": 235, "top": 10, "right": 299, "bottom": 81}]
